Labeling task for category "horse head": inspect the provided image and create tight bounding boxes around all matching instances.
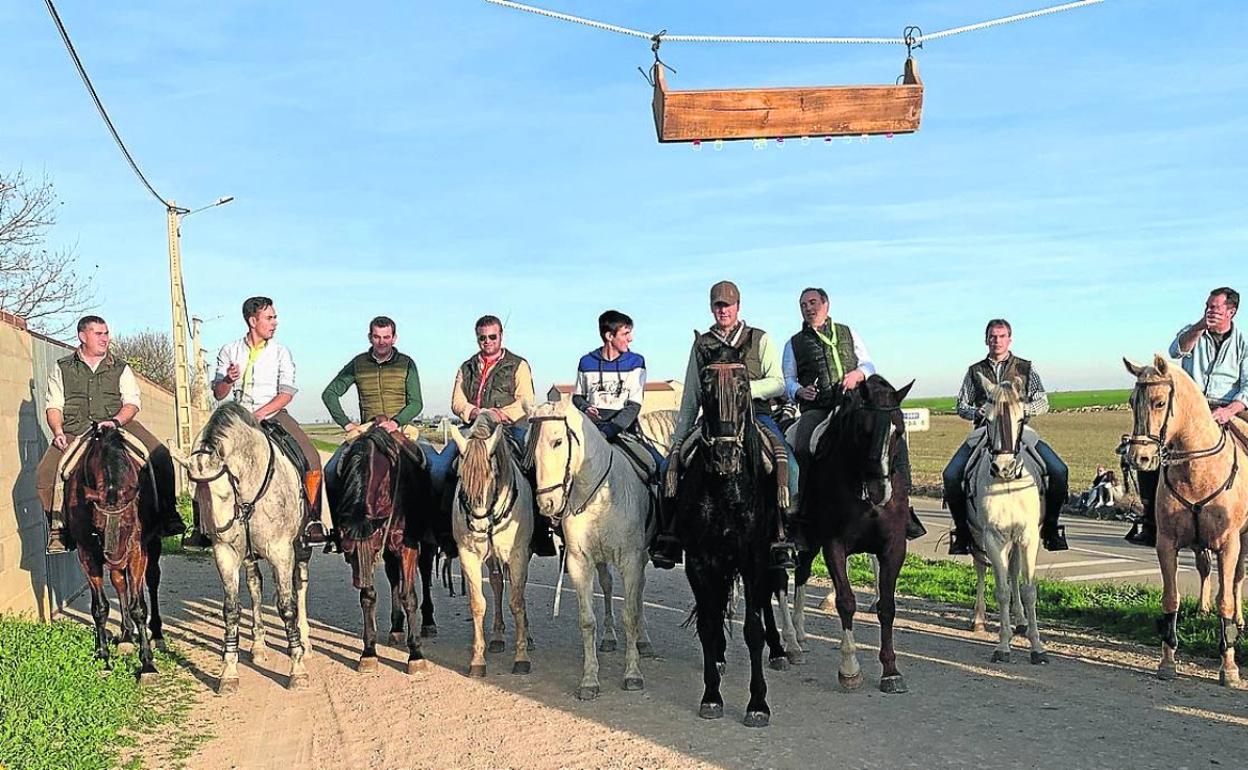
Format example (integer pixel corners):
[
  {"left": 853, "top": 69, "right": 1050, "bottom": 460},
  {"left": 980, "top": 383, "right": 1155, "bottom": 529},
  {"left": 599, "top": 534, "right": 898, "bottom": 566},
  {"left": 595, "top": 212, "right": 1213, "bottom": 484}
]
[
  {"left": 1122, "top": 354, "right": 1199, "bottom": 472},
  {"left": 78, "top": 426, "right": 144, "bottom": 564},
  {"left": 526, "top": 398, "right": 586, "bottom": 518},
  {"left": 848, "top": 376, "right": 913, "bottom": 505},
  {"left": 449, "top": 412, "right": 513, "bottom": 519},
  {"left": 977, "top": 372, "right": 1027, "bottom": 480},
  {"left": 697, "top": 344, "right": 753, "bottom": 476}
]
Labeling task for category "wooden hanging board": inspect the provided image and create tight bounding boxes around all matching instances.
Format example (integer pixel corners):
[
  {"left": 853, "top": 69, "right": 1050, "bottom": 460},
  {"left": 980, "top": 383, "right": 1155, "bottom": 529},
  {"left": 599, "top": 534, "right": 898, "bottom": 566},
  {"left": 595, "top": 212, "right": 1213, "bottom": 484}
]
[{"left": 652, "top": 57, "right": 923, "bottom": 143}]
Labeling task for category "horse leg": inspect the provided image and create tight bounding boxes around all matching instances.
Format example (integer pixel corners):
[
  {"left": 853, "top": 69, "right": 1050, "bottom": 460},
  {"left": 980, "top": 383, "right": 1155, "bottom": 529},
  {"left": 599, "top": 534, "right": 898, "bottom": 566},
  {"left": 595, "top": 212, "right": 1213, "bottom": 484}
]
[
  {"left": 1156, "top": 537, "right": 1182, "bottom": 680},
  {"left": 634, "top": 554, "right": 655, "bottom": 659},
  {"left": 419, "top": 546, "right": 438, "bottom": 636},
  {"left": 1215, "top": 538, "right": 1243, "bottom": 687},
  {"left": 971, "top": 559, "right": 988, "bottom": 633},
  {"left": 270, "top": 552, "right": 309, "bottom": 689},
  {"left": 1021, "top": 536, "right": 1047, "bottom": 664},
  {"left": 385, "top": 553, "right": 404, "bottom": 645},
  {"left": 1196, "top": 548, "right": 1214, "bottom": 614},
  {"left": 295, "top": 555, "right": 310, "bottom": 652},
  {"left": 741, "top": 577, "right": 770, "bottom": 727},
  {"left": 596, "top": 563, "right": 617, "bottom": 653},
  {"left": 688, "top": 568, "right": 729, "bottom": 718},
  {"left": 876, "top": 540, "right": 907, "bottom": 694},
  {"left": 567, "top": 550, "right": 601, "bottom": 700},
  {"left": 762, "top": 595, "right": 788, "bottom": 671},
  {"left": 146, "top": 537, "right": 165, "bottom": 653},
  {"left": 129, "top": 548, "right": 158, "bottom": 683},
  {"left": 115, "top": 565, "right": 136, "bottom": 655},
  {"left": 357, "top": 580, "right": 379, "bottom": 672},
  {"left": 793, "top": 583, "right": 809, "bottom": 648},
  {"left": 244, "top": 558, "right": 268, "bottom": 666},
  {"left": 987, "top": 538, "right": 1014, "bottom": 663},
  {"left": 487, "top": 557, "right": 506, "bottom": 654},
  {"left": 212, "top": 545, "right": 243, "bottom": 693},
  {"left": 507, "top": 542, "right": 532, "bottom": 676},
  {"left": 83, "top": 563, "right": 112, "bottom": 669},
  {"left": 399, "top": 547, "right": 427, "bottom": 674},
  {"left": 1010, "top": 545, "right": 1027, "bottom": 637},
  {"left": 867, "top": 554, "right": 880, "bottom": 614},
  {"left": 825, "top": 542, "right": 862, "bottom": 690},
  {"left": 619, "top": 550, "right": 645, "bottom": 690},
  {"left": 459, "top": 548, "right": 488, "bottom": 676},
  {"left": 774, "top": 582, "right": 803, "bottom": 665}
]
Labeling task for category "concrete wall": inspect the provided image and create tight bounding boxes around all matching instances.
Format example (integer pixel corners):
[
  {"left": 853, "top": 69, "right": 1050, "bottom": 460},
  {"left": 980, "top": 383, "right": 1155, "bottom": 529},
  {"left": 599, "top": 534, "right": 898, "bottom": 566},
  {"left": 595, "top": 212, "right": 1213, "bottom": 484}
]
[{"left": 0, "top": 312, "right": 208, "bottom": 619}]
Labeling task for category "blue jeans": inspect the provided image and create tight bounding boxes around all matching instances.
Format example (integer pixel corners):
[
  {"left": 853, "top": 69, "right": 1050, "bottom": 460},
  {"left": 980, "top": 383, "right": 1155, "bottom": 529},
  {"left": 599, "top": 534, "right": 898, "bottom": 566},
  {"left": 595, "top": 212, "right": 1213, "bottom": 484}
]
[
  {"left": 324, "top": 442, "right": 347, "bottom": 512},
  {"left": 941, "top": 440, "right": 975, "bottom": 503},
  {"left": 756, "top": 413, "right": 800, "bottom": 505}
]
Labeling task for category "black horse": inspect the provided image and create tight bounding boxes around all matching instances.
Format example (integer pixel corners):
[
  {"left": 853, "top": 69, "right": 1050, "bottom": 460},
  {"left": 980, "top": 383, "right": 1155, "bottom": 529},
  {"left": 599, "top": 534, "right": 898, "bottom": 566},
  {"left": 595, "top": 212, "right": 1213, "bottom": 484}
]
[
  {"left": 678, "top": 344, "right": 788, "bottom": 727},
  {"left": 801, "top": 375, "right": 914, "bottom": 693},
  {"left": 329, "top": 427, "right": 440, "bottom": 674}
]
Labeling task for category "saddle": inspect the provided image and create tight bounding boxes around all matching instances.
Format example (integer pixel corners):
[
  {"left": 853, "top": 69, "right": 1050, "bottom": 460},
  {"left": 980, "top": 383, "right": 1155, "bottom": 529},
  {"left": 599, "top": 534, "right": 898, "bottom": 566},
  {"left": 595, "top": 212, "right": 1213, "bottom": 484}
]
[
  {"left": 259, "top": 419, "right": 315, "bottom": 513},
  {"left": 613, "top": 431, "right": 659, "bottom": 484},
  {"left": 54, "top": 429, "right": 152, "bottom": 515}
]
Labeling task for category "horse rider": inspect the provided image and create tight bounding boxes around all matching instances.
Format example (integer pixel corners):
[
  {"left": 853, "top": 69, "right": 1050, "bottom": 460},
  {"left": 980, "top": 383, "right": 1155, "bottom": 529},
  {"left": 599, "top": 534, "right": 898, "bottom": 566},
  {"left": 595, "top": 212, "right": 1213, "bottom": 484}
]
[
  {"left": 944, "top": 318, "right": 1070, "bottom": 555},
  {"left": 572, "top": 310, "right": 666, "bottom": 460},
  {"left": 1126, "top": 286, "right": 1247, "bottom": 547},
  {"left": 191, "top": 296, "right": 329, "bottom": 546},
  {"left": 780, "top": 287, "right": 927, "bottom": 544},
  {"left": 321, "top": 315, "right": 424, "bottom": 543},
  {"left": 37, "top": 315, "right": 186, "bottom": 554},
  {"left": 450, "top": 314, "right": 554, "bottom": 556},
  {"left": 651, "top": 280, "right": 798, "bottom": 571}
]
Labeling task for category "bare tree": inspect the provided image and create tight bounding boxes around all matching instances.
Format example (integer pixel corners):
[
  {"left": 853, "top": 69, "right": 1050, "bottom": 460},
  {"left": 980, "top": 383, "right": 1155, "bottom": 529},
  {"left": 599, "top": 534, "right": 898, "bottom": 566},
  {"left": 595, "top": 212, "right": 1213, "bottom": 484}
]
[
  {"left": 0, "top": 169, "right": 95, "bottom": 335},
  {"left": 112, "top": 328, "right": 175, "bottom": 391}
]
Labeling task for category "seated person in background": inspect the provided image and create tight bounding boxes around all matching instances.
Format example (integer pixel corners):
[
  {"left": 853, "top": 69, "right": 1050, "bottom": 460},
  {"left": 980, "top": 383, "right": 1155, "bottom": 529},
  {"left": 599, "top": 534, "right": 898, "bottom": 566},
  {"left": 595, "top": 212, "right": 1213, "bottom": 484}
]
[{"left": 1080, "top": 464, "right": 1118, "bottom": 510}]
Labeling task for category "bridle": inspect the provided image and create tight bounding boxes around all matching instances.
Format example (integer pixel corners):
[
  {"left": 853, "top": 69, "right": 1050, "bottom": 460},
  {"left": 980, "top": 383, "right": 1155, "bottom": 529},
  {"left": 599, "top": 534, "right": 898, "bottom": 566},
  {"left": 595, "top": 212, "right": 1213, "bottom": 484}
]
[
  {"left": 700, "top": 362, "right": 751, "bottom": 455},
  {"left": 78, "top": 425, "right": 152, "bottom": 571},
  {"left": 457, "top": 435, "right": 519, "bottom": 546},
  {"left": 187, "top": 435, "right": 276, "bottom": 557},
  {"left": 852, "top": 399, "right": 905, "bottom": 502},
  {"left": 529, "top": 414, "right": 613, "bottom": 525}
]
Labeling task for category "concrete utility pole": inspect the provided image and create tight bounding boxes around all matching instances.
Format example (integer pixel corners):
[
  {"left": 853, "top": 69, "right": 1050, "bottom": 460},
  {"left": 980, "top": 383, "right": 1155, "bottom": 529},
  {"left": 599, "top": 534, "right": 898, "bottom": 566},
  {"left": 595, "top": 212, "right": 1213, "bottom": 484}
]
[{"left": 191, "top": 315, "right": 209, "bottom": 409}]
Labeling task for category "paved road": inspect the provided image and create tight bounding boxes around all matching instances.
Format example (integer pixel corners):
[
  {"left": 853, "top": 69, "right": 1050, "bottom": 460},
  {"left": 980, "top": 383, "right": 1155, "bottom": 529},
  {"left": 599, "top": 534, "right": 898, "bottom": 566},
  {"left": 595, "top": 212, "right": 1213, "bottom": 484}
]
[{"left": 911, "top": 499, "right": 1210, "bottom": 595}]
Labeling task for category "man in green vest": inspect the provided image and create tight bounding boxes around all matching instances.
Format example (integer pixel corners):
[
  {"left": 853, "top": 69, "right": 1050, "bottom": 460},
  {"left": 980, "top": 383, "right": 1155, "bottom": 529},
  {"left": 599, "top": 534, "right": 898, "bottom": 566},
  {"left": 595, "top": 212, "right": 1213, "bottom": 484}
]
[
  {"left": 781, "top": 288, "right": 927, "bottom": 542},
  {"left": 651, "top": 280, "right": 797, "bottom": 570},
  {"left": 321, "top": 315, "right": 424, "bottom": 528},
  {"left": 943, "top": 319, "right": 1070, "bottom": 554},
  {"left": 36, "top": 315, "right": 185, "bottom": 554}
]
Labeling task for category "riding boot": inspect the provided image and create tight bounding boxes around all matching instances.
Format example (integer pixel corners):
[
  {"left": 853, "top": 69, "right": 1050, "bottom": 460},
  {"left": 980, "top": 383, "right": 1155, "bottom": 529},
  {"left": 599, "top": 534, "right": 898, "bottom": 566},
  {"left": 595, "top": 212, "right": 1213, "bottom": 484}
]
[
  {"left": 1040, "top": 498, "right": 1069, "bottom": 552},
  {"left": 302, "top": 470, "right": 331, "bottom": 545},
  {"left": 45, "top": 510, "right": 71, "bottom": 555},
  {"left": 905, "top": 506, "right": 927, "bottom": 540},
  {"left": 947, "top": 495, "right": 974, "bottom": 556},
  {"left": 769, "top": 497, "right": 797, "bottom": 570},
  {"left": 1126, "top": 469, "right": 1159, "bottom": 547},
  {"left": 530, "top": 513, "right": 557, "bottom": 557},
  {"left": 182, "top": 495, "right": 213, "bottom": 549},
  {"left": 649, "top": 495, "right": 682, "bottom": 570}
]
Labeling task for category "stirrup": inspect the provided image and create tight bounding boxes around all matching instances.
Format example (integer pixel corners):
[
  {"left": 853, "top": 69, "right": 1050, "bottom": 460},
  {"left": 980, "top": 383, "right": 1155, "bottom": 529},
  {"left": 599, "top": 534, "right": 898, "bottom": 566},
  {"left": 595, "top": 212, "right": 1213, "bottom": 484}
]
[
  {"left": 770, "top": 542, "right": 796, "bottom": 570},
  {"left": 650, "top": 536, "right": 682, "bottom": 569},
  {"left": 46, "top": 529, "right": 70, "bottom": 555},
  {"left": 948, "top": 530, "right": 973, "bottom": 556}
]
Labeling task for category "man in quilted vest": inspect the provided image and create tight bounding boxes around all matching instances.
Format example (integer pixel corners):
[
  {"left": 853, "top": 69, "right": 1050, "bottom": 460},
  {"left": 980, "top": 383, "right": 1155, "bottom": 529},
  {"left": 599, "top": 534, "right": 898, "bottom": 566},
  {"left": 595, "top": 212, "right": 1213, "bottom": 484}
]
[
  {"left": 36, "top": 315, "right": 185, "bottom": 554},
  {"left": 944, "top": 319, "right": 1069, "bottom": 554}
]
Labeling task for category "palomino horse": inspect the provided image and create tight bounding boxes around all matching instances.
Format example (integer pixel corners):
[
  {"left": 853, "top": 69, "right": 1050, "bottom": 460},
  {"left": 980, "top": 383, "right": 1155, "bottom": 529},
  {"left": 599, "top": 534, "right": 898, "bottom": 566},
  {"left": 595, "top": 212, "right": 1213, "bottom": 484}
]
[
  {"left": 678, "top": 344, "right": 788, "bottom": 727},
  {"left": 1123, "top": 355, "right": 1248, "bottom": 686},
  {"left": 447, "top": 413, "right": 534, "bottom": 677},
  {"left": 64, "top": 426, "right": 166, "bottom": 681},
  {"left": 329, "top": 426, "right": 436, "bottom": 674},
  {"left": 172, "top": 403, "right": 311, "bottom": 693},
  {"left": 801, "top": 375, "right": 914, "bottom": 694},
  {"left": 964, "top": 375, "right": 1049, "bottom": 664},
  {"left": 528, "top": 398, "right": 655, "bottom": 700}
]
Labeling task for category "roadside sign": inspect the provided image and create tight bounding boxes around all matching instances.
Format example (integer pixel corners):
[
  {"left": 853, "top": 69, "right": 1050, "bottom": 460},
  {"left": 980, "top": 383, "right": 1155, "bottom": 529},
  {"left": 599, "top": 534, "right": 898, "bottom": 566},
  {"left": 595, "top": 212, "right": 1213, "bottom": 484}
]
[{"left": 903, "top": 407, "right": 930, "bottom": 433}]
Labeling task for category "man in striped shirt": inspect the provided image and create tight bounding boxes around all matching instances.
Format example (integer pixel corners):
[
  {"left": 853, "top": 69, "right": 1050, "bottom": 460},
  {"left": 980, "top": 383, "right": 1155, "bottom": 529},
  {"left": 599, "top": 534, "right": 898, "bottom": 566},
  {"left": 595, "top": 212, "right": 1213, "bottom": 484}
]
[{"left": 943, "top": 319, "right": 1069, "bottom": 554}]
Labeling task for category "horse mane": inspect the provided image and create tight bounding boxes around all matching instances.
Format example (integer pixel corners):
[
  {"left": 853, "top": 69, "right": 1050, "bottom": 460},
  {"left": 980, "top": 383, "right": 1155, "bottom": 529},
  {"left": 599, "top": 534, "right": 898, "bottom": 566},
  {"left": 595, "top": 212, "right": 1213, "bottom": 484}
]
[
  {"left": 336, "top": 431, "right": 385, "bottom": 540},
  {"left": 460, "top": 418, "right": 513, "bottom": 507},
  {"left": 199, "top": 401, "right": 259, "bottom": 452},
  {"left": 87, "top": 427, "right": 134, "bottom": 501}
]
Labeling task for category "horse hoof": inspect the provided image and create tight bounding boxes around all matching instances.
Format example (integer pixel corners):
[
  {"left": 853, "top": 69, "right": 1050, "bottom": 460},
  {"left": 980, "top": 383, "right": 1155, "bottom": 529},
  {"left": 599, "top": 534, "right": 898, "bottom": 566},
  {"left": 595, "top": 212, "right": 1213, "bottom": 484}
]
[
  {"left": 389, "top": 631, "right": 405, "bottom": 645},
  {"left": 1030, "top": 651, "right": 1049, "bottom": 666},
  {"left": 217, "top": 677, "right": 240, "bottom": 695},
  {"left": 512, "top": 661, "right": 531, "bottom": 676},
  {"left": 769, "top": 656, "right": 789, "bottom": 672},
  {"left": 786, "top": 650, "right": 805, "bottom": 666},
  {"left": 637, "top": 641, "right": 657, "bottom": 658},
  {"left": 698, "top": 702, "right": 724, "bottom": 720},
  {"left": 407, "top": 658, "right": 428, "bottom": 674},
  {"left": 1014, "top": 624, "right": 1030, "bottom": 636},
  {"left": 251, "top": 647, "right": 269, "bottom": 665},
  {"left": 138, "top": 670, "right": 160, "bottom": 687},
  {"left": 1157, "top": 663, "right": 1177, "bottom": 681},
  {"left": 838, "top": 671, "right": 863, "bottom": 691},
  {"left": 716, "top": 661, "right": 726, "bottom": 675},
  {"left": 288, "top": 672, "right": 310, "bottom": 690},
  {"left": 488, "top": 640, "right": 505, "bottom": 654},
  {"left": 599, "top": 638, "right": 617, "bottom": 653},
  {"left": 991, "top": 650, "right": 1011, "bottom": 664},
  {"left": 577, "top": 685, "right": 600, "bottom": 701},
  {"left": 971, "top": 621, "right": 986, "bottom": 634},
  {"left": 743, "top": 711, "right": 770, "bottom": 728},
  {"left": 358, "top": 656, "right": 379, "bottom": 673},
  {"left": 421, "top": 624, "right": 438, "bottom": 638},
  {"left": 879, "top": 675, "right": 908, "bottom": 694},
  {"left": 1219, "top": 669, "right": 1241, "bottom": 687},
  {"left": 622, "top": 676, "right": 644, "bottom": 691},
  {"left": 468, "top": 664, "right": 487, "bottom": 678},
  {"left": 117, "top": 642, "right": 135, "bottom": 656}
]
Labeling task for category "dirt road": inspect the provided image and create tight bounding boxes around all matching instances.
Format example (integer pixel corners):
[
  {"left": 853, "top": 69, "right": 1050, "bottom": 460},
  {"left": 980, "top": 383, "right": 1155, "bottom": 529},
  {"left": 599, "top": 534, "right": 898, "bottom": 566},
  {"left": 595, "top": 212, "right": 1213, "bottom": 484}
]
[{"left": 77, "top": 551, "right": 1248, "bottom": 770}]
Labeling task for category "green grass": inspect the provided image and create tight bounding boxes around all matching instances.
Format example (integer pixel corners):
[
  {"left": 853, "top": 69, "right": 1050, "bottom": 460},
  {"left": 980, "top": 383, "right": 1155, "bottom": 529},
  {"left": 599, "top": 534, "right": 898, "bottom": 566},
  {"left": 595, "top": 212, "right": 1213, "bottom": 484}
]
[
  {"left": 158, "top": 495, "right": 198, "bottom": 557},
  {"left": 814, "top": 553, "right": 1233, "bottom": 660},
  {"left": 905, "top": 388, "right": 1130, "bottom": 413},
  {"left": 0, "top": 616, "right": 202, "bottom": 770},
  {"left": 311, "top": 438, "right": 339, "bottom": 453}
]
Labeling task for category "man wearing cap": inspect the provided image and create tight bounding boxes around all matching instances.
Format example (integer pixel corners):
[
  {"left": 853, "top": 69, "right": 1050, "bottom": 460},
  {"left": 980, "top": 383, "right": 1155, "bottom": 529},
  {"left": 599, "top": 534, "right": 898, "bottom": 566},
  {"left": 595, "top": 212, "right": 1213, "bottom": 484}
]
[{"left": 650, "top": 280, "right": 798, "bottom": 570}]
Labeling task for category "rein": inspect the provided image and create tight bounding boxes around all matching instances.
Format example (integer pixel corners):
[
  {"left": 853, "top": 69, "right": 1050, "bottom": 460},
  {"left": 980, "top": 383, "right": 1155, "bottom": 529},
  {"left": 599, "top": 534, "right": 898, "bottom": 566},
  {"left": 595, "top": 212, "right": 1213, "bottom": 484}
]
[
  {"left": 188, "top": 434, "right": 277, "bottom": 558},
  {"left": 529, "top": 414, "right": 614, "bottom": 525}
]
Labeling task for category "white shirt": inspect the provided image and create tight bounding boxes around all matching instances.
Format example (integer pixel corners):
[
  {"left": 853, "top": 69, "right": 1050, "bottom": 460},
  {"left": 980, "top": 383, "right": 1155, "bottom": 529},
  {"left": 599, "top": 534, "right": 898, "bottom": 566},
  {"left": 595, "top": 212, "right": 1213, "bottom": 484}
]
[
  {"left": 213, "top": 336, "right": 298, "bottom": 410},
  {"left": 45, "top": 353, "right": 141, "bottom": 412}
]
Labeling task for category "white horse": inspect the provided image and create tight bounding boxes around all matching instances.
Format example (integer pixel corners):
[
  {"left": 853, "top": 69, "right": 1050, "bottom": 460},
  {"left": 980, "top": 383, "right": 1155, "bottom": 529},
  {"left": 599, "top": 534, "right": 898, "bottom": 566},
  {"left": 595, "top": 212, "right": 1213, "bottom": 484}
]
[
  {"left": 964, "top": 376, "right": 1048, "bottom": 664},
  {"left": 527, "top": 399, "right": 654, "bottom": 700},
  {"left": 171, "top": 403, "right": 311, "bottom": 693},
  {"left": 447, "top": 414, "right": 533, "bottom": 677}
]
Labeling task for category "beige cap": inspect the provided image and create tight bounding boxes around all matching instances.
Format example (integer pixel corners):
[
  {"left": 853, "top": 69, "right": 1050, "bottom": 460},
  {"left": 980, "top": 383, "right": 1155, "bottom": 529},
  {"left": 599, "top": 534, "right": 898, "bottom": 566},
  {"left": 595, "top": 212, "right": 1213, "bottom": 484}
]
[{"left": 709, "top": 280, "right": 740, "bottom": 305}]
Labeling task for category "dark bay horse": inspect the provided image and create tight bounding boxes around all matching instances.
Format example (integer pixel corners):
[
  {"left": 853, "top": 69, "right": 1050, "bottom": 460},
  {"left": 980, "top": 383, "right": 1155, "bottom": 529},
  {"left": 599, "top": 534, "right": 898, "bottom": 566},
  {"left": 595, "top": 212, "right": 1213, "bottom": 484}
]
[
  {"left": 801, "top": 375, "right": 914, "bottom": 694},
  {"left": 64, "top": 426, "right": 165, "bottom": 681},
  {"left": 329, "top": 426, "right": 438, "bottom": 674},
  {"left": 678, "top": 344, "right": 788, "bottom": 727}
]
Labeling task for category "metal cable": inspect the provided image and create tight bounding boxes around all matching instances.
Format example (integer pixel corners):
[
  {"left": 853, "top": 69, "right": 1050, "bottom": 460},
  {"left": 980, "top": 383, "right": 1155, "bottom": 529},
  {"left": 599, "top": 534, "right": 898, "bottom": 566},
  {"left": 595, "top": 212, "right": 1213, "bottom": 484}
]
[
  {"left": 43, "top": 0, "right": 169, "bottom": 208},
  {"left": 483, "top": 0, "right": 1105, "bottom": 45}
]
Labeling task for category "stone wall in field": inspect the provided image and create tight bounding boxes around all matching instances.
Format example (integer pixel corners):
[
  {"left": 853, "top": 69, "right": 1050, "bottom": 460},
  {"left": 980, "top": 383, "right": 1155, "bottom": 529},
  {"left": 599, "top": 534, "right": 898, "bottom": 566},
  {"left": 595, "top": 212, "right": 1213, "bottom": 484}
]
[{"left": 0, "top": 312, "right": 209, "bottom": 619}]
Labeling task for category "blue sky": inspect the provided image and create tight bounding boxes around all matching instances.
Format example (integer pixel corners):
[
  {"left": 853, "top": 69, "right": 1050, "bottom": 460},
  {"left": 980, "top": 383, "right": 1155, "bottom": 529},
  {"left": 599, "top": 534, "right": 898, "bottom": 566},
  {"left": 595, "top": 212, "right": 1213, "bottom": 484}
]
[{"left": 2, "top": 1, "right": 1244, "bottom": 421}]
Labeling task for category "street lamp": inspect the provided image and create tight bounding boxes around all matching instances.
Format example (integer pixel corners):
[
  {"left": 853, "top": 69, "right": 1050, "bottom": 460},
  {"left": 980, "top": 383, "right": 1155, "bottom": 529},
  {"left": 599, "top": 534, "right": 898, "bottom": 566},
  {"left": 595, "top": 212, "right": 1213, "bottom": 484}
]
[{"left": 167, "top": 196, "right": 232, "bottom": 486}]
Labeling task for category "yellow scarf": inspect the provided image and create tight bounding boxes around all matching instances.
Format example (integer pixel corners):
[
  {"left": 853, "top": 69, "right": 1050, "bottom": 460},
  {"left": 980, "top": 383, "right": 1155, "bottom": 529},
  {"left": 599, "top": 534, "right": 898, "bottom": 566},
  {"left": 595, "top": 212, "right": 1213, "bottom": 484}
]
[
  {"left": 241, "top": 338, "right": 267, "bottom": 393},
  {"left": 811, "top": 320, "right": 845, "bottom": 382}
]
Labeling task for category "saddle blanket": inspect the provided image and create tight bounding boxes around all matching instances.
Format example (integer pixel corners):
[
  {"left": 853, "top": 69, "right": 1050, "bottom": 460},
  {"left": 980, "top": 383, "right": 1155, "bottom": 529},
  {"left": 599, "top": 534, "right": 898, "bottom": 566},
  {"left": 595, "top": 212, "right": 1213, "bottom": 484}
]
[{"left": 54, "top": 429, "right": 151, "bottom": 513}]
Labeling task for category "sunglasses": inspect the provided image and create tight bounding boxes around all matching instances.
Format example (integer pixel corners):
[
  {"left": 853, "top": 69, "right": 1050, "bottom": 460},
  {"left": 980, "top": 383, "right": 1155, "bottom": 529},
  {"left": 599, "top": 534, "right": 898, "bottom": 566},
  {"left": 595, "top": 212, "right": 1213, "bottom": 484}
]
[{"left": 477, "top": 333, "right": 499, "bottom": 342}]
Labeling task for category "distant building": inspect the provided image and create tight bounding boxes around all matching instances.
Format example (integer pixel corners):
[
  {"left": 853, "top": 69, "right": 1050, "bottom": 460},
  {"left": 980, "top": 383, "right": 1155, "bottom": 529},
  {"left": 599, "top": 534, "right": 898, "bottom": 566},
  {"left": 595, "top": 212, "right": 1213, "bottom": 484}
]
[{"left": 547, "top": 380, "right": 683, "bottom": 414}]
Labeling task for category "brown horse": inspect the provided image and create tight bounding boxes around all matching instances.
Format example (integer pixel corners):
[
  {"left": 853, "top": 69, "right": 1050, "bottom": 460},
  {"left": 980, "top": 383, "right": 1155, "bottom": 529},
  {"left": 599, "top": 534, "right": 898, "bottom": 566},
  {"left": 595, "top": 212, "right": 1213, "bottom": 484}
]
[
  {"left": 1123, "top": 355, "right": 1247, "bottom": 686},
  {"left": 64, "top": 425, "right": 165, "bottom": 681}
]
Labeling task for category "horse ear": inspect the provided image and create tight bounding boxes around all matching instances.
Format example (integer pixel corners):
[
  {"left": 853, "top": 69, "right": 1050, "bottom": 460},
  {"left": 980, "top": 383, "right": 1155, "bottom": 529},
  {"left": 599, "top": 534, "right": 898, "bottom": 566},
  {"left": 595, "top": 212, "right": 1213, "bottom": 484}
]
[
  {"left": 1123, "top": 357, "right": 1145, "bottom": 377},
  {"left": 444, "top": 419, "right": 467, "bottom": 454},
  {"left": 484, "top": 424, "right": 503, "bottom": 454},
  {"left": 895, "top": 380, "right": 915, "bottom": 403},
  {"left": 1153, "top": 353, "right": 1170, "bottom": 375}
]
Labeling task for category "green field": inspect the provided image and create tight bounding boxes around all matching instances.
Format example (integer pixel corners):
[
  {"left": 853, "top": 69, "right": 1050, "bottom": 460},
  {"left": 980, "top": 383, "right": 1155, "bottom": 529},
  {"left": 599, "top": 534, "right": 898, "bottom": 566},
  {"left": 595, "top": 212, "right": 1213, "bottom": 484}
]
[{"left": 905, "top": 388, "right": 1131, "bottom": 413}]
